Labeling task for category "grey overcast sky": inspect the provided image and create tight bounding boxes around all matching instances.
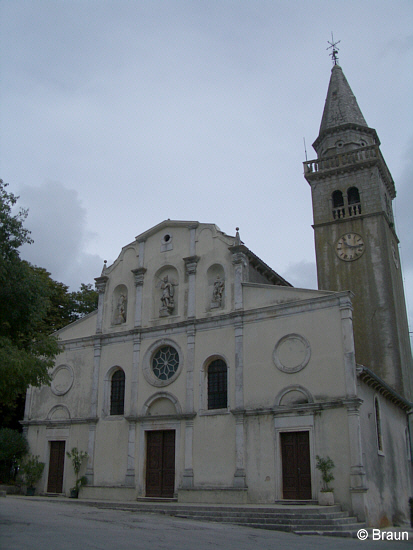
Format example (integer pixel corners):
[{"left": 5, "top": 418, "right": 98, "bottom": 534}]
[{"left": 1, "top": 1, "right": 412, "bottom": 333}]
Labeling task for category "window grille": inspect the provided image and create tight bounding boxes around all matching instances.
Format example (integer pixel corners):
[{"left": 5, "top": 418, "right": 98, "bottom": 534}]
[
  {"left": 110, "top": 369, "right": 125, "bottom": 415},
  {"left": 208, "top": 359, "right": 227, "bottom": 410}
]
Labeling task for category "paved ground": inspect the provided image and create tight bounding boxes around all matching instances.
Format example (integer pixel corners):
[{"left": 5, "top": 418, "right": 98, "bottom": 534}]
[{"left": 1, "top": 496, "right": 412, "bottom": 550}]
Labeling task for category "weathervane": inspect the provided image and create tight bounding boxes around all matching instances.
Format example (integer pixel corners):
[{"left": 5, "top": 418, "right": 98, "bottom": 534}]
[{"left": 327, "top": 32, "right": 340, "bottom": 65}]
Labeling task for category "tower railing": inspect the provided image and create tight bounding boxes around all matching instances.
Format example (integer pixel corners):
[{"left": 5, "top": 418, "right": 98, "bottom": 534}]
[{"left": 304, "top": 144, "right": 379, "bottom": 175}]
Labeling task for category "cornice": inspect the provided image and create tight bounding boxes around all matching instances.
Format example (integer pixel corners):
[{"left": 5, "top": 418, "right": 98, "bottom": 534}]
[{"left": 357, "top": 364, "right": 412, "bottom": 411}]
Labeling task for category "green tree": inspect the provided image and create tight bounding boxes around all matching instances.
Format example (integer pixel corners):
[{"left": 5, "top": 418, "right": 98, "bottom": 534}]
[
  {"left": 0, "top": 181, "right": 59, "bottom": 414},
  {"left": 0, "top": 428, "right": 29, "bottom": 482},
  {"left": 0, "top": 181, "right": 98, "bottom": 428},
  {"left": 69, "top": 283, "right": 98, "bottom": 320}
]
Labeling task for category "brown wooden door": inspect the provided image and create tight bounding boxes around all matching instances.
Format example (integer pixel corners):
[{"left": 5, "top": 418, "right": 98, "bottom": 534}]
[
  {"left": 281, "top": 431, "right": 311, "bottom": 500},
  {"left": 47, "top": 441, "right": 65, "bottom": 493},
  {"left": 146, "top": 430, "right": 175, "bottom": 498}
]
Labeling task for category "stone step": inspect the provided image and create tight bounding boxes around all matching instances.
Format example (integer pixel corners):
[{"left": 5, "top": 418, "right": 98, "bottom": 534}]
[
  {"left": 174, "top": 514, "right": 360, "bottom": 527},
  {"left": 80, "top": 499, "right": 367, "bottom": 538},
  {"left": 167, "top": 510, "right": 353, "bottom": 523},
  {"left": 294, "top": 529, "right": 362, "bottom": 538},
  {"left": 130, "top": 503, "right": 344, "bottom": 515},
  {"left": 246, "top": 522, "right": 365, "bottom": 533}
]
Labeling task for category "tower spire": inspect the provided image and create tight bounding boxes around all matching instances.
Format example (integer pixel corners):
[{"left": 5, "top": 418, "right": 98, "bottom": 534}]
[{"left": 312, "top": 64, "right": 378, "bottom": 158}]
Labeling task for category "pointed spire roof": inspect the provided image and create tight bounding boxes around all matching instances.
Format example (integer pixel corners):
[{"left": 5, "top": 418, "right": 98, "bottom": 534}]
[{"left": 319, "top": 64, "right": 367, "bottom": 135}]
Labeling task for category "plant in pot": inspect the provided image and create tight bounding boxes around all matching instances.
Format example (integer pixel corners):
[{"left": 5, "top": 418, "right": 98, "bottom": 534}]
[
  {"left": 21, "top": 455, "right": 45, "bottom": 496},
  {"left": 66, "top": 447, "right": 88, "bottom": 498},
  {"left": 316, "top": 455, "right": 335, "bottom": 506}
]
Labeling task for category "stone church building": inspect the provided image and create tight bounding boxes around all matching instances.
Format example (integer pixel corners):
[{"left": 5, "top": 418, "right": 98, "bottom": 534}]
[{"left": 23, "top": 64, "right": 413, "bottom": 527}]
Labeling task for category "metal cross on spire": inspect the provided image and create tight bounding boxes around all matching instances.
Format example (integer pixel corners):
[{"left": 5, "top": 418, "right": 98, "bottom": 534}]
[{"left": 327, "top": 32, "right": 341, "bottom": 65}]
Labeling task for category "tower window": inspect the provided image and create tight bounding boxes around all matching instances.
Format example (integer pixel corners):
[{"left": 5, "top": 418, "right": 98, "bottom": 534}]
[
  {"left": 110, "top": 369, "right": 125, "bottom": 415},
  {"left": 207, "top": 359, "right": 228, "bottom": 410},
  {"left": 347, "top": 187, "right": 362, "bottom": 216},
  {"left": 332, "top": 190, "right": 345, "bottom": 220}
]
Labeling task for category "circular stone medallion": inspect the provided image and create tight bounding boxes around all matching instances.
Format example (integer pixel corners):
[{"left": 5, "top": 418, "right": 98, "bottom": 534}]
[
  {"left": 273, "top": 334, "right": 311, "bottom": 373},
  {"left": 51, "top": 364, "right": 74, "bottom": 395}
]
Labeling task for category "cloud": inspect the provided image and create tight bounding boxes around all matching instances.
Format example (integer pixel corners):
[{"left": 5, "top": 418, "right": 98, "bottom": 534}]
[
  {"left": 283, "top": 260, "right": 317, "bottom": 290},
  {"left": 16, "top": 181, "right": 103, "bottom": 289}
]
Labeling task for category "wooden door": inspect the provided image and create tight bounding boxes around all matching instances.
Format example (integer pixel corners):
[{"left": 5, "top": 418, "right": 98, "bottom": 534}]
[
  {"left": 47, "top": 441, "right": 65, "bottom": 493},
  {"left": 281, "top": 431, "right": 311, "bottom": 500},
  {"left": 146, "top": 430, "right": 175, "bottom": 498}
]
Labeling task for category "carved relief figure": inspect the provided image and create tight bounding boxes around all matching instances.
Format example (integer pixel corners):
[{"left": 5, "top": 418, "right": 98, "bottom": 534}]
[
  {"left": 211, "top": 275, "right": 225, "bottom": 308},
  {"left": 114, "top": 293, "right": 127, "bottom": 324}
]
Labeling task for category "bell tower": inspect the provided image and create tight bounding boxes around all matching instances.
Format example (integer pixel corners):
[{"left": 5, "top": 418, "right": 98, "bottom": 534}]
[{"left": 304, "top": 63, "right": 413, "bottom": 398}]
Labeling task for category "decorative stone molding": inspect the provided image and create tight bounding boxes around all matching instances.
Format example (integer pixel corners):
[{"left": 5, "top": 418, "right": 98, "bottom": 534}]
[
  {"left": 273, "top": 333, "right": 311, "bottom": 374},
  {"left": 51, "top": 364, "right": 74, "bottom": 396},
  {"left": 47, "top": 404, "right": 71, "bottom": 421},
  {"left": 132, "top": 267, "right": 147, "bottom": 286},
  {"left": 141, "top": 391, "right": 182, "bottom": 416},
  {"left": 275, "top": 385, "right": 314, "bottom": 407},
  {"left": 94, "top": 276, "right": 108, "bottom": 334},
  {"left": 95, "top": 275, "right": 109, "bottom": 294},
  {"left": 161, "top": 233, "right": 173, "bottom": 252},
  {"left": 183, "top": 255, "right": 200, "bottom": 275},
  {"left": 142, "top": 339, "right": 184, "bottom": 387}
]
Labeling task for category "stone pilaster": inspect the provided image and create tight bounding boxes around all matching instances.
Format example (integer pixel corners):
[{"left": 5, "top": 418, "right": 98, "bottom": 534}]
[
  {"left": 85, "top": 423, "right": 97, "bottom": 485},
  {"left": 183, "top": 325, "right": 196, "bottom": 487},
  {"left": 233, "top": 318, "right": 246, "bottom": 487},
  {"left": 125, "top": 422, "right": 136, "bottom": 486},
  {"left": 131, "top": 267, "right": 146, "bottom": 328},
  {"left": 184, "top": 256, "right": 199, "bottom": 319},
  {"left": 339, "top": 294, "right": 357, "bottom": 397},
  {"left": 230, "top": 245, "right": 248, "bottom": 310},
  {"left": 86, "top": 339, "right": 101, "bottom": 484},
  {"left": 94, "top": 275, "right": 108, "bottom": 334},
  {"left": 233, "top": 414, "right": 247, "bottom": 488},
  {"left": 344, "top": 398, "right": 368, "bottom": 522},
  {"left": 182, "top": 419, "right": 194, "bottom": 488}
]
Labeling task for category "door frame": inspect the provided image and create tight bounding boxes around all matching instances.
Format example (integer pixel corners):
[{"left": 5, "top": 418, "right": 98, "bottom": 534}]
[
  {"left": 274, "top": 416, "right": 316, "bottom": 501},
  {"left": 145, "top": 430, "right": 176, "bottom": 497},
  {"left": 46, "top": 440, "right": 66, "bottom": 494},
  {"left": 138, "top": 421, "right": 181, "bottom": 498}
]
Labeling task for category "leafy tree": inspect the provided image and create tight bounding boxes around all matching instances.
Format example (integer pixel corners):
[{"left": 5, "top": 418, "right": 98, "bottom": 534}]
[
  {"left": 0, "top": 180, "right": 58, "bottom": 414},
  {"left": 0, "top": 428, "right": 28, "bottom": 482},
  {"left": 0, "top": 180, "right": 98, "bottom": 428},
  {"left": 69, "top": 283, "right": 98, "bottom": 320},
  {"left": 0, "top": 181, "right": 32, "bottom": 259}
]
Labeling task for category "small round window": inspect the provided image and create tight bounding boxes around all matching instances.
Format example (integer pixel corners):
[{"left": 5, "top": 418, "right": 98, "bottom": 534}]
[{"left": 152, "top": 346, "right": 179, "bottom": 381}]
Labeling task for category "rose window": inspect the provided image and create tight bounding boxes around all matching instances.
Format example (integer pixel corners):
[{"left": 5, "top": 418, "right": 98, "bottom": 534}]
[{"left": 152, "top": 346, "right": 179, "bottom": 381}]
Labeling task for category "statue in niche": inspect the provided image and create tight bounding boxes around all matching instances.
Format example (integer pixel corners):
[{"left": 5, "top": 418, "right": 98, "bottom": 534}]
[
  {"left": 211, "top": 276, "right": 225, "bottom": 309},
  {"left": 158, "top": 275, "right": 176, "bottom": 316},
  {"left": 114, "top": 293, "right": 127, "bottom": 324}
]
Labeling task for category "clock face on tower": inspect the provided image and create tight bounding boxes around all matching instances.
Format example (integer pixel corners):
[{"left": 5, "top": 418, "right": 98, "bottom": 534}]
[{"left": 335, "top": 233, "right": 365, "bottom": 262}]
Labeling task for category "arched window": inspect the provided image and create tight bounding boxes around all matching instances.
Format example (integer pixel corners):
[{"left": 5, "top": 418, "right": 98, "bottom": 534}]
[
  {"left": 332, "top": 190, "right": 345, "bottom": 219},
  {"left": 207, "top": 359, "right": 228, "bottom": 410},
  {"left": 374, "top": 397, "right": 383, "bottom": 453},
  {"left": 332, "top": 190, "right": 344, "bottom": 208},
  {"left": 348, "top": 187, "right": 360, "bottom": 205},
  {"left": 348, "top": 187, "right": 361, "bottom": 216},
  {"left": 110, "top": 369, "right": 125, "bottom": 415}
]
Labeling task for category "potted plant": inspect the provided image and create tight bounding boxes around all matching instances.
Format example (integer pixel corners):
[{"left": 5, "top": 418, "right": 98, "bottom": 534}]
[
  {"left": 21, "top": 455, "right": 45, "bottom": 496},
  {"left": 316, "top": 455, "right": 335, "bottom": 506},
  {"left": 66, "top": 447, "right": 88, "bottom": 498}
]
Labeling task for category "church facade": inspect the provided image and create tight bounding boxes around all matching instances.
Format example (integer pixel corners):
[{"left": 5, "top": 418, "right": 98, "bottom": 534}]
[{"left": 23, "top": 64, "right": 413, "bottom": 527}]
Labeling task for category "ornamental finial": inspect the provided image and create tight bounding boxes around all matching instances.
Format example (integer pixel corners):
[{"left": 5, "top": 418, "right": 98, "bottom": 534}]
[{"left": 327, "top": 32, "right": 341, "bottom": 66}]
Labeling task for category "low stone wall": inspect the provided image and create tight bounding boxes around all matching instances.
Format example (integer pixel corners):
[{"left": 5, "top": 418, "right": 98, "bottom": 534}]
[{"left": 0, "top": 484, "right": 23, "bottom": 495}]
